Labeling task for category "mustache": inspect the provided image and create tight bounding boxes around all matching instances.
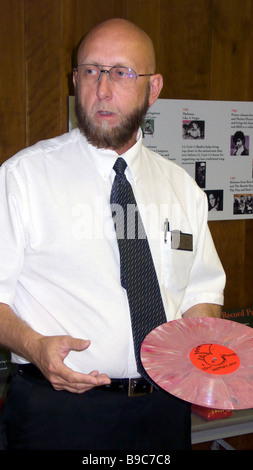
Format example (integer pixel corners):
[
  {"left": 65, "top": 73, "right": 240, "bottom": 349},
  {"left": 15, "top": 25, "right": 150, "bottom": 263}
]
[{"left": 91, "top": 105, "right": 118, "bottom": 115}]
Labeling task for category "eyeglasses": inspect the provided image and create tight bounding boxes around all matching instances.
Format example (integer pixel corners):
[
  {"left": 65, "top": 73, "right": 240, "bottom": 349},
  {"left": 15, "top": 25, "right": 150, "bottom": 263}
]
[{"left": 73, "top": 64, "right": 154, "bottom": 89}]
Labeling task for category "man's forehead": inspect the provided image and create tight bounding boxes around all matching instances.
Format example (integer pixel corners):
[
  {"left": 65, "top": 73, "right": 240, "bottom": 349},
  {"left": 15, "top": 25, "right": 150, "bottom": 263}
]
[
  {"left": 78, "top": 25, "right": 154, "bottom": 71},
  {"left": 80, "top": 42, "right": 138, "bottom": 65}
]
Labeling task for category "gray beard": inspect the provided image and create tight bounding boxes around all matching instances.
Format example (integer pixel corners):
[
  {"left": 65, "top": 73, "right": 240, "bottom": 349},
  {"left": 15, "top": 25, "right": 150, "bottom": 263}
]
[{"left": 74, "top": 85, "right": 150, "bottom": 151}]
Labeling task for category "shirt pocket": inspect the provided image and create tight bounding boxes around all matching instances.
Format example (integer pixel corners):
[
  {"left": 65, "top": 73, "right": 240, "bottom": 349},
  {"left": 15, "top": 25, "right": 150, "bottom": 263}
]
[{"left": 160, "top": 232, "right": 194, "bottom": 292}]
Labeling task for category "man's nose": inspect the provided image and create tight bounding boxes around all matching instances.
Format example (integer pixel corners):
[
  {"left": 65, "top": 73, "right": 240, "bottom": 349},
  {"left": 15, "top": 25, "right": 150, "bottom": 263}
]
[{"left": 96, "top": 70, "right": 112, "bottom": 99}]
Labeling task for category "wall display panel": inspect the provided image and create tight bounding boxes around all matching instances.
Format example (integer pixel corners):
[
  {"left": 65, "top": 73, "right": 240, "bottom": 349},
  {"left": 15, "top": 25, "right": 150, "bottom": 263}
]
[
  {"left": 68, "top": 96, "right": 253, "bottom": 221},
  {"left": 143, "top": 99, "right": 253, "bottom": 221}
]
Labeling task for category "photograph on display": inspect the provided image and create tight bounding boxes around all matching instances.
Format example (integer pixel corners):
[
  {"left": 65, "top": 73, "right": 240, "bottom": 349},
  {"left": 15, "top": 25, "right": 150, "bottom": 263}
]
[
  {"left": 195, "top": 162, "right": 206, "bottom": 188},
  {"left": 233, "top": 194, "right": 253, "bottom": 215},
  {"left": 142, "top": 119, "right": 155, "bottom": 138},
  {"left": 230, "top": 131, "right": 249, "bottom": 156},
  {"left": 204, "top": 190, "right": 224, "bottom": 212},
  {"left": 182, "top": 120, "right": 205, "bottom": 140}
]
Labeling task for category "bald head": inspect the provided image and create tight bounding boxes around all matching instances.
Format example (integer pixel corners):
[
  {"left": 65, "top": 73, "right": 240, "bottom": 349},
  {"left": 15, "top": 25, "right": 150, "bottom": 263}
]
[
  {"left": 77, "top": 18, "right": 156, "bottom": 74},
  {"left": 73, "top": 18, "right": 163, "bottom": 154}
]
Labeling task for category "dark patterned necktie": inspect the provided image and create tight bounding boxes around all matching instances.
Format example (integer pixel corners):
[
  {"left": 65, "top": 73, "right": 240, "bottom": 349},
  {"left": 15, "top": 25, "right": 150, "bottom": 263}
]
[{"left": 110, "top": 157, "right": 167, "bottom": 382}]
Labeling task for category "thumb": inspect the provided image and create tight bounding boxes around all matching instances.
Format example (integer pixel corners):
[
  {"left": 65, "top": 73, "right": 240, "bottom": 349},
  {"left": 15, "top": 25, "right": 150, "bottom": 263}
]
[
  {"left": 68, "top": 338, "right": 91, "bottom": 352},
  {"left": 57, "top": 337, "right": 91, "bottom": 364}
]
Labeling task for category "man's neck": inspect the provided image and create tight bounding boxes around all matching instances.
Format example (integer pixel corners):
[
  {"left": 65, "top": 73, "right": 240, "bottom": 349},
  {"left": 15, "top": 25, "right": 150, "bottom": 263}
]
[{"left": 112, "top": 131, "right": 138, "bottom": 156}]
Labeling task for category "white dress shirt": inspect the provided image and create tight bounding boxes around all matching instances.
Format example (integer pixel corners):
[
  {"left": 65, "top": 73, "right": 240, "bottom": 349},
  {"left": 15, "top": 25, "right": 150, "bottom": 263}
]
[{"left": 0, "top": 128, "right": 225, "bottom": 378}]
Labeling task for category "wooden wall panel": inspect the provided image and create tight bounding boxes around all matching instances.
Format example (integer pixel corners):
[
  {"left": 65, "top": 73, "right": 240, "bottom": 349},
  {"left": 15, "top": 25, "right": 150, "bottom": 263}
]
[
  {"left": 245, "top": 220, "right": 253, "bottom": 306},
  {"left": 159, "top": 0, "right": 213, "bottom": 100},
  {"left": 211, "top": 0, "right": 251, "bottom": 101},
  {"left": 209, "top": 220, "right": 246, "bottom": 308},
  {"left": 25, "top": 0, "right": 61, "bottom": 146},
  {"left": 249, "top": 6, "right": 253, "bottom": 101},
  {"left": 0, "top": 0, "right": 25, "bottom": 162},
  {"left": 60, "top": 0, "right": 126, "bottom": 133},
  {"left": 125, "top": 0, "right": 161, "bottom": 71}
]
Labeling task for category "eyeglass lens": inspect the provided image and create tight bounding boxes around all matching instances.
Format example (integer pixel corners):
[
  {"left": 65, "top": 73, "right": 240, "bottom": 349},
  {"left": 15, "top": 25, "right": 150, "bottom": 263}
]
[{"left": 77, "top": 65, "right": 137, "bottom": 88}]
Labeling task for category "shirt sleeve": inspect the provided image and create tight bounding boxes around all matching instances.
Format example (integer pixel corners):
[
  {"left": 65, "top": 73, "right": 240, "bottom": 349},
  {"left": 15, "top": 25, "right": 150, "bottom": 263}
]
[
  {"left": 0, "top": 162, "right": 26, "bottom": 306},
  {"left": 180, "top": 188, "right": 226, "bottom": 314}
]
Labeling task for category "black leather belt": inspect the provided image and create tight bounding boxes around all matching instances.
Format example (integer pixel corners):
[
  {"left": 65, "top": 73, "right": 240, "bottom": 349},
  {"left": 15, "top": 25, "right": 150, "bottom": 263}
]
[
  {"left": 18, "top": 363, "right": 45, "bottom": 380},
  {"left": 100, "top": 378, "right": 153, "bottom": 396},
  {"left": 17, "top": 364, "right": 153, "bottom": 397}
]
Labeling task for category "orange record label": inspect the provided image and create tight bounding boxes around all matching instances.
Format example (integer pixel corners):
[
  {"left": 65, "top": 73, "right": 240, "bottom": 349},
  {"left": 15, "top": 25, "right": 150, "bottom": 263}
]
[{"left": 190, "top": 343, "right": 240, "bottom": 375}]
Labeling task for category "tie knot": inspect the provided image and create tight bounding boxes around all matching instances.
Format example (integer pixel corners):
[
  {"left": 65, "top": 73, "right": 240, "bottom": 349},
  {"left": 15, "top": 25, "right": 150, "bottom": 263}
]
[{"left": 113, "top": 157, "right": 127, "bottom": 175}]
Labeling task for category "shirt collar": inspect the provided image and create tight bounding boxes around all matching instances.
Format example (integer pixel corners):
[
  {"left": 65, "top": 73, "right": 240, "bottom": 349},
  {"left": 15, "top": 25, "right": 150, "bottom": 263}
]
[{"left": 79, "top": 128, "right": 143, "bottom": 185}]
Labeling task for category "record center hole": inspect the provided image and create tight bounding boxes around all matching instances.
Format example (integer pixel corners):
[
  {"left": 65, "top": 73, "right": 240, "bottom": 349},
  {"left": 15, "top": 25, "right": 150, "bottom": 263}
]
[{"left": 212, "top": 357, "right": 217, "bottom": 362}]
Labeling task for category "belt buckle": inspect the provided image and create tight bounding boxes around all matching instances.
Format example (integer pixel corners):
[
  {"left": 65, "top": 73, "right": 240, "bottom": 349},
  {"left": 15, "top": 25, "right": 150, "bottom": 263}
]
[{"left": 128, "top": 378, "right": 153, "bottom": 397}]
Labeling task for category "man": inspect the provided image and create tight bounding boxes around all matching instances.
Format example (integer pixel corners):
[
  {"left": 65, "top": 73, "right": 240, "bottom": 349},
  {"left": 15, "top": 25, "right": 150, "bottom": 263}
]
[
  {"left": 0, "top": 18, "right": 225, "bottom": 450},
  {"left": 232, "top": 130, "right": 249, "bottom": 155}
]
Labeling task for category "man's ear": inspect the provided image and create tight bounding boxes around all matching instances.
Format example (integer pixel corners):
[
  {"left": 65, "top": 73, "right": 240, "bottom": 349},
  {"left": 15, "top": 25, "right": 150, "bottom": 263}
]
[
  {"left": 148, "top": 74, "right": 163, "bottom": 107},
  {"left": 73, "top": 69, "right": 78, "bottom": 89}
]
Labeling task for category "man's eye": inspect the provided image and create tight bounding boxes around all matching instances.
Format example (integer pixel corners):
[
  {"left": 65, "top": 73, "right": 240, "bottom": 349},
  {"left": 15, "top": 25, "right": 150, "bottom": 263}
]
[
  {"left": 116, "top": 69, "right": 126, "bottom": 77},
  {"left": 82, "top": 67, "right": 98, "bottom": 77},
  {"left": 111, "top": 68, "right": 129, "bottom": 79}
]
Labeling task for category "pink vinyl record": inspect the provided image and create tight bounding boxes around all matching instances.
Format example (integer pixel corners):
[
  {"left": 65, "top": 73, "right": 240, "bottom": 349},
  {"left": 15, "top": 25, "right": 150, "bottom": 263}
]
[{"left": 140, "top": 316, "right": 253, "bottom": 409}]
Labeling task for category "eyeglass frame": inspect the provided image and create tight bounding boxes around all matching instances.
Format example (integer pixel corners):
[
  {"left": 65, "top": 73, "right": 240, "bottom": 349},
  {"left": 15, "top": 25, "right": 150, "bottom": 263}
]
[{"left": 73, "top": 63, "right": 154, "bottom": 87}]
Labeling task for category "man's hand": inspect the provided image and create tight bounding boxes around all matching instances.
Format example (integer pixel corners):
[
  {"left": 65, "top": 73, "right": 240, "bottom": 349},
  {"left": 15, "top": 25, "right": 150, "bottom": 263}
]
[
  {"left": 34, "top": 335, "right": 111, "bottom": 394},
  {"left": 0, "top": 304, "right": 111, "bottom": 394},
  {"left": 183, "top": 303, "right": 222, "bottom": 318}
]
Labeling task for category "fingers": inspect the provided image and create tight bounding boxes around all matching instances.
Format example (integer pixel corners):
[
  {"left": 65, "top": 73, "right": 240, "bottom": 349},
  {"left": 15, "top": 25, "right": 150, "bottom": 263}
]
[
  {"left": 50, "top": 367, "right": 111, "bottom": 394},
  {"left": 36, "top": 334, "right": 111, "bottom": 394}
]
